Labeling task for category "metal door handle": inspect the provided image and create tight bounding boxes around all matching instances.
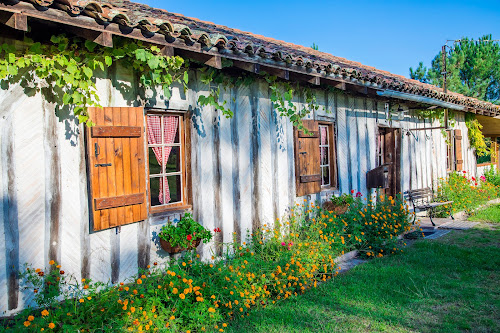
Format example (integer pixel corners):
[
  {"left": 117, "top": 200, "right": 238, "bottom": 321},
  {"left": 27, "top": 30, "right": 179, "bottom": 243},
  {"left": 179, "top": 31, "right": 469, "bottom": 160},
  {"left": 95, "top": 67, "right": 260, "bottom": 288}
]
[{"left": 95, "top": 163, "right": 112, "bottom": 167}]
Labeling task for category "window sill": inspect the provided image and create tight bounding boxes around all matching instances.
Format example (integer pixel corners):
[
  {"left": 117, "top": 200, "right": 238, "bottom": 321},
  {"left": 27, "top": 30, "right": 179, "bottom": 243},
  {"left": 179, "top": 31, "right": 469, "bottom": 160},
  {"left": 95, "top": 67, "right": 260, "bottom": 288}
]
[
  {"left": 150, "top": 204, "right": 192, "bottom": 216},
  {"left": 321, "top": 186, "right": 338, "bottom": 192}
]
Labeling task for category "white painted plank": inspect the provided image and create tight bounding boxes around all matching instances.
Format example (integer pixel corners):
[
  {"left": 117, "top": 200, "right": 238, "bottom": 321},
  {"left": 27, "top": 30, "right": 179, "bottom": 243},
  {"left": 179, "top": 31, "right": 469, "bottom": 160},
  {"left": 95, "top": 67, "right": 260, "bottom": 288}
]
[
  {"left": 219, "top": 87, "right": 235, "bottom": 246},
  {"left": 236, "top": 83, "right": 252, "bottom": 243},
  {"left": 347, "top": 96, "right": 359, "bottom": 192},
  {"left": 258, "top": 80, "right": 274, "bottom": 230},
  {"left": 336, "top": 94, "right": 349, "bottom": 194},
  {"left": 357, "top": 98, "right": 368, "bottom": 197},
  {"left": 119, "top": 223, "right": 138, "bottom": 282},
  {"left": 15, "top": 93, "right": 45, "bottom": 310},
  {"left": 89, "top": 229, "right": 112, "bottom": 283}
]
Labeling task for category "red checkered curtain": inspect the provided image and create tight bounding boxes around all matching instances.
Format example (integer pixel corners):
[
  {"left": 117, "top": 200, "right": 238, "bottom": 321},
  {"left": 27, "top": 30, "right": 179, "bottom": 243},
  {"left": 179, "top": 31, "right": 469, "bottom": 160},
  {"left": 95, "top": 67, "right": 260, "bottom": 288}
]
[
  {"left": 320, "top": 126, "right": 327, "bottom": 163},
  {"left": 147, "top": 116, "right": 179, "bottom": 204}
]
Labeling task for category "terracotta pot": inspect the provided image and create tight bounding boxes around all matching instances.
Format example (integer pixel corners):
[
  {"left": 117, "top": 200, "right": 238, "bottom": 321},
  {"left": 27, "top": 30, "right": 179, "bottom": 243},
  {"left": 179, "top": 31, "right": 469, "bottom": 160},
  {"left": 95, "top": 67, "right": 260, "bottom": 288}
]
[
  {"left": 159, "top": 238, "right": 201, "bottom": 254},
  {"left": 322, "top": 201, "right": 349, "bottom": 215}
]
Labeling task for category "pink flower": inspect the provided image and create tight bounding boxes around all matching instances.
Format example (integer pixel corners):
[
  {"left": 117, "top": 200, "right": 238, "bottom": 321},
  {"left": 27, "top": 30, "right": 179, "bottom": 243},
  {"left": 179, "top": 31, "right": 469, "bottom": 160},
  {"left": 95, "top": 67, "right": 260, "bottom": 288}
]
[
  {"left": 480, "top": 176, "right": 486, "bottom": 182},
  {"left": 281, "top": 242, "right": 286, "bottom": 246},
  {"left": 355, "top": 192, "right": 362, "bottom": 198},
  {"left": 186, "top": 234, "right": 192, "bottom": 241}
]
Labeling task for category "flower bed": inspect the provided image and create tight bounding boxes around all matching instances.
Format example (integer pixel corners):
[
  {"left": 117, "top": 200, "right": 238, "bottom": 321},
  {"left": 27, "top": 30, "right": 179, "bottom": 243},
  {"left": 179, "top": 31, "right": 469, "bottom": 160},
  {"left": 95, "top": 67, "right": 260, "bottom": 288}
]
[
  {"left": 435, "top": 171, "right": 499, "bottom": 216},
  {"left": 1, "top": 195, "right": 412, "bottom": 332}
]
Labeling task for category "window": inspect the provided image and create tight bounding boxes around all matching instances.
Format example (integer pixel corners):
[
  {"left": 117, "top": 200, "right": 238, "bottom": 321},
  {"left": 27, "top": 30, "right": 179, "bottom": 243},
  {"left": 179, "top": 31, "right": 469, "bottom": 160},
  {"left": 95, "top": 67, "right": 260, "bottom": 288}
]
[
  {"left": 294, "top": 120, "right": 337, "bottom": 197},
  {"left": 319, "top": 123, "right": 337, "bottom": 188},
  {"left": 146, "top": 112, "right": 189, "bottom": 213}
]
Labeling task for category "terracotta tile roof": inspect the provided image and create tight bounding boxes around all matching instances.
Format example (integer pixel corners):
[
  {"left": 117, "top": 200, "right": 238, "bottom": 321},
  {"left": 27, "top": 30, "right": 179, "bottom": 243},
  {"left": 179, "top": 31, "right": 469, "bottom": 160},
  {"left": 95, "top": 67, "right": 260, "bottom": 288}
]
[{"left": 2, "top": 0, "right": 500, "bottom": 115}]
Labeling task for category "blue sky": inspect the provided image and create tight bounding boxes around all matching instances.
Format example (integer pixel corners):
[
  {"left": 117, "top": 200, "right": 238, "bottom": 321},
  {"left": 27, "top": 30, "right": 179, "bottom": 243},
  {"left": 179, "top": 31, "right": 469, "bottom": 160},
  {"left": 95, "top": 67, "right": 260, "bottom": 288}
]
[{"left": 141, "top": 0, "right": 500, "bottom": 78}]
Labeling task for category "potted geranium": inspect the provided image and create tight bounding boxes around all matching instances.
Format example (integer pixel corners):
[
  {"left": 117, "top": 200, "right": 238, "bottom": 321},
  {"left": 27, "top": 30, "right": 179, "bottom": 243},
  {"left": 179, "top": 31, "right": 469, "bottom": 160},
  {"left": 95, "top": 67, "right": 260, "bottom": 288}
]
[
  {"left": 158, "top": 213, "right": 213, "bottom": 254},
  {"left": 323, "top": 190, "right": 362, "bottom": 214}
]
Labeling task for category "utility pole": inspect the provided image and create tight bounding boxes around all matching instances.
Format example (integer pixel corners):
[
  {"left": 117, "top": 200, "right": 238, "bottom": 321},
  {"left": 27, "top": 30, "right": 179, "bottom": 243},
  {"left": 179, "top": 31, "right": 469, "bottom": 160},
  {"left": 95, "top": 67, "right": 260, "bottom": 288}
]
[{"left": 441, "top": 45, "right": 448, "bottom": 129}]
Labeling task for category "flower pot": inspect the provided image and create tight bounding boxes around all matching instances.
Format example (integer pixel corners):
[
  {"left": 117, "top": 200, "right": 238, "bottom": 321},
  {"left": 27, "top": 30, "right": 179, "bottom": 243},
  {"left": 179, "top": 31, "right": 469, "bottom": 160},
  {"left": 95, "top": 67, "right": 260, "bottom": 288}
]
[
  {"left": 323, "top": 201, "right": 349, "bottom": 215},
  {"left": 159, "top": 238, "right": 201, "bottom": 254}
]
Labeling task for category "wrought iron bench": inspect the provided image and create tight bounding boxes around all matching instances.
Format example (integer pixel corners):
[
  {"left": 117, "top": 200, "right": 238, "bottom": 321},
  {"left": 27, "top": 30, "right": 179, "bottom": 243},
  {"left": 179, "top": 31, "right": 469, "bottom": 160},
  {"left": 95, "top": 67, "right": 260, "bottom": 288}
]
[{"left": 403, "top": 188, "right": 454, "bottom": 226}]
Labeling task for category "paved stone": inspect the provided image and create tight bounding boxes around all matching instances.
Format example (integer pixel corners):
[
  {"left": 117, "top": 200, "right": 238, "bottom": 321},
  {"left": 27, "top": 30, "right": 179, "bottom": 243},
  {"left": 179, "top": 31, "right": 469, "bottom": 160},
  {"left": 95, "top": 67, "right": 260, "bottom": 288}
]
[
  {"left": 438, "top": 220, "right": 480, "bottom": 230},
  {"left": 423, "top": 229, "right": 451, "bottom": 240}
]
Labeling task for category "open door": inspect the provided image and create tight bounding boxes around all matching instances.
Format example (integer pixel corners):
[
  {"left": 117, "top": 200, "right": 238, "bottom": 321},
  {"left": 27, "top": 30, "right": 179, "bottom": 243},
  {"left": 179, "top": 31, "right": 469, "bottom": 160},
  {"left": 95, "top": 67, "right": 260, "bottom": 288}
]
[{"left": 367, "top": 127, "right": 401, "bottom": 198}]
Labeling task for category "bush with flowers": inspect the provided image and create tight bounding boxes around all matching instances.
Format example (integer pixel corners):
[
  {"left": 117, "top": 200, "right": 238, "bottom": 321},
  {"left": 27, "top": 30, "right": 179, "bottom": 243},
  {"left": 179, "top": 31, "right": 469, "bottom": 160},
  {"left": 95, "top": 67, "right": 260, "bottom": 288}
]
[
  {"left": 0, "top": 195, "right": 413, "bottom": 332},
  {"left": 435, "top": 171, "right": 499, "bottom": 216},
  {"left": 484, "top": 166, "right": 500, "bottom": 187}
]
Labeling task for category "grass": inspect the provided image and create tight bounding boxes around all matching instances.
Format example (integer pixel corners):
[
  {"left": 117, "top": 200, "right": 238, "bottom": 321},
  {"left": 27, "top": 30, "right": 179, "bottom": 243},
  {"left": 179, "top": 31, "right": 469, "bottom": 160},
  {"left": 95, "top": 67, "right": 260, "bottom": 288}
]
[
  {"left": 226, "top": 226, "right": 500, "bottom": 333},
  {"left": 469, "top": 204, "right": 500, "bottom": 223}
]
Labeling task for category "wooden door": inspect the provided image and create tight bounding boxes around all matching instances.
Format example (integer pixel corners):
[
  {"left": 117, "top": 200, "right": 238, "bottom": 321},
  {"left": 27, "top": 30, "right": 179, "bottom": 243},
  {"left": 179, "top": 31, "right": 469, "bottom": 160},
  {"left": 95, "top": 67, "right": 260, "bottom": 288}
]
[
  {"left": 87, "top": 107, "right": 147, "bottom": 231},
  {"left": 380, "top": 127, "right": 401, "bottom": 198}
]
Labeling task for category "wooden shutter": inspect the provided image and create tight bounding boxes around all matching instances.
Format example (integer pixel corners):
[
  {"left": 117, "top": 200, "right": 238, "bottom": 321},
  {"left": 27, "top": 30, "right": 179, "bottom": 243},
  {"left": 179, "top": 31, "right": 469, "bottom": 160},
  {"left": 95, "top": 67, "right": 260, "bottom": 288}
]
[
  {"left": 87, "top": 107, "right": 147, "bottom": 231},
  {"left": 492, "top": 141, "right": 498, "bottom": 164},
  {"left": 454, "top": 129, "right": 463, "bottom": 171},
  {"left": 294, "top": 120, "right": 321, "bottom": 197}
]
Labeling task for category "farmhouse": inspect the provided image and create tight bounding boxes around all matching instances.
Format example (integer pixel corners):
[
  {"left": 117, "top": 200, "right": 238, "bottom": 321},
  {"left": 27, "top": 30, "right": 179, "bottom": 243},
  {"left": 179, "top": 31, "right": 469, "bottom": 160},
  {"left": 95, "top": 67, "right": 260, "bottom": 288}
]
[{"left": 0, "top": 0, "right": 499, "bottom": 315}]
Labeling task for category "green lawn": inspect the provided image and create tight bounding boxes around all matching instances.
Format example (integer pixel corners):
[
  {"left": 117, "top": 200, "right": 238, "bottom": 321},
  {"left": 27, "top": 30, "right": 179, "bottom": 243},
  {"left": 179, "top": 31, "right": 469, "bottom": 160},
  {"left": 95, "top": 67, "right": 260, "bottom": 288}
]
[
  {"left": 469, "top": 204, "right": 500, "bottom": 223},
  {"left": 226, "top": 227, "right": 500, "bottom": 333}
]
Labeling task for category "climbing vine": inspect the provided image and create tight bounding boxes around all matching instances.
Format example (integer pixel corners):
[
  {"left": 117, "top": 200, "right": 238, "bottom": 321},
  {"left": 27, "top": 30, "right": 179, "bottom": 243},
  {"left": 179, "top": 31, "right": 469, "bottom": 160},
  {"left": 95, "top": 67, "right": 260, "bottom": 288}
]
[
  {"left": 414, "top": 108, "right": 457, "bottom": 143},
  {"left": 0, "top": 34, "right": 187, "bottom": 126},
  {"left": 196, "top": 65, "right": 321, "bottom": 132},
  {"left": 465, "top": 113, "right": 488, "bottom": 156}
]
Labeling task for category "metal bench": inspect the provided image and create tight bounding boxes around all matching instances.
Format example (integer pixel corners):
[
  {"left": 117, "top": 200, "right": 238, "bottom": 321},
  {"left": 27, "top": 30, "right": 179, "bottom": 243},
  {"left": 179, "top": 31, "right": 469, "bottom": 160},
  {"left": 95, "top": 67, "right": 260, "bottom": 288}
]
[{"left": 403, "top": 188, "right": 454, "bottom": 226}]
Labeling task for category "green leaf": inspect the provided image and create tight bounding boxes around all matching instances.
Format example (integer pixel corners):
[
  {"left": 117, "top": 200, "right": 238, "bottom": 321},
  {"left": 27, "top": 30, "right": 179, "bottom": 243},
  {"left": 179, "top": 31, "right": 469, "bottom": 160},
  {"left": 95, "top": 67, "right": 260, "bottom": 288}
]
[
  {"left": 50, "top": 35, "right": 61, "bottom": 44},
  {"left": 135, "top": 49, "right": 147, "bottom": 62},
  {"left": 164, "top": 86, "right": 171, "bottom": 99},
  {"left": 63, "top": 93, "right": 71, "bottom": 104},
  {"left": 104, "top": 56, "right": 112, "bottom": 67},
  {"left": 67, "top": 63, "right": 77, "bottom": 74},
  {"left": 7, "top": 53, "right": 15, "bottom": 63},
  {"left": 147, "top": 56, "right": 160, "bottom": 69},
  {"left": 183, "top": 71, "right": 189, "bottom": 84},
  {"left": 7, "top": 65, "right": 18, "bottom": 76},
  {"left": 84, "top": 40, "right": 97, "bottom": 52},
  {"left": 83, "top": 67, "right": 93, "bottom": 79}
]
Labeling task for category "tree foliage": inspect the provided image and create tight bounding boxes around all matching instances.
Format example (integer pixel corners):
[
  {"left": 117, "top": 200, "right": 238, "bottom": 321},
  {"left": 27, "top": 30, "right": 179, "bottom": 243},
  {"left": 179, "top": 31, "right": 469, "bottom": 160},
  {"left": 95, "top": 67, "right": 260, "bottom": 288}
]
[{"left": 409, "top": 35, "right": 500, "bottom": 104}]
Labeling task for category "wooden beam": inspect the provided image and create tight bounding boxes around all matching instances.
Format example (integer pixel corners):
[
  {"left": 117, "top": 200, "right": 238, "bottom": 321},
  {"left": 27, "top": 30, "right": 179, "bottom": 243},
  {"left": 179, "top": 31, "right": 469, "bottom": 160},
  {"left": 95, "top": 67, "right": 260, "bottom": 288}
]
[
  {"left": 176, "top": 48, "right": 222, "bottom": 69},
  {"left": 308, "top": 76, "right": 320, "bottom": 86},
  {"left": 66, "top": 26, "right": 113, "bottom": 47},
  {"left": 233, "top": 60, "right": 260, "bottom": 74},
  {"left": 260, "top": 65, "right": 289, "bottom": 80},
  {"left": 161, "top": 45, "right": 174, "bottom": 57},
  {"left": 0, "top": 12, "right": 27, "bottom": 31}
]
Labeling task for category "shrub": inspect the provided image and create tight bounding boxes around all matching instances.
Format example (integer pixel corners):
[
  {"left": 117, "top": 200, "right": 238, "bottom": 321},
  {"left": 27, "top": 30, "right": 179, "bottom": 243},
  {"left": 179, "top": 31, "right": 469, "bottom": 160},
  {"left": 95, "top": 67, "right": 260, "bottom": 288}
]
[
  {"left": 158, "top": 213, "right": 213, "bottom": 248},
  {"left": 1, "top": 196, "right": 413, "bottom": 332},
  {"left": 483, "top": 166, "right": 500, "bottom": 187}
]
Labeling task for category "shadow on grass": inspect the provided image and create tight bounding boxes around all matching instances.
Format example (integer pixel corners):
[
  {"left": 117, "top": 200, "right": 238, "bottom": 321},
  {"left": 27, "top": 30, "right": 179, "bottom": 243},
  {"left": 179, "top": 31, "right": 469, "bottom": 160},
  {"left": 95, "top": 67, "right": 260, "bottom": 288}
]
[{"left": 226, "top": 229, "right": 500, "bottom": 333}]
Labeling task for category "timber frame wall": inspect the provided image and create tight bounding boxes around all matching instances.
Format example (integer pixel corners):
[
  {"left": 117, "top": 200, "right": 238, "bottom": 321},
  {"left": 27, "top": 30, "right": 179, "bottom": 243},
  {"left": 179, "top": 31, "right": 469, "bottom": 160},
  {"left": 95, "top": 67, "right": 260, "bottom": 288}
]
[{"left": 0, "top": 37, "right": 477, "bottom": 315}]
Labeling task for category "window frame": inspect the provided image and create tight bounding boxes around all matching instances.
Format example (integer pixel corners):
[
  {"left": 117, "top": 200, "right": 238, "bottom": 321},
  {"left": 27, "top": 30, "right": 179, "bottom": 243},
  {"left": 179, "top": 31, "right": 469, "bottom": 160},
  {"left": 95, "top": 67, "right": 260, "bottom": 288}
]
[
  {"left": 446, "top": 130, "right": 455, "bottom": 172},
  {"left": 146, "top": 110, "right": 192, "bottom": 215},
  {"left": 318, "top": 121, "right": 338, "bottom": 190}
]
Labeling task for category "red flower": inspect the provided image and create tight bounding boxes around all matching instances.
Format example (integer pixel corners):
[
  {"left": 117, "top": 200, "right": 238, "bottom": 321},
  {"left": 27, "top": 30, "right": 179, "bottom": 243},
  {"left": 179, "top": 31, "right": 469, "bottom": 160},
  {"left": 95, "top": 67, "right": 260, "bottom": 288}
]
[
  {"left": 463, "top": 171, "right": 466, "bottom": 174},
  {"left": 214, "top": 228, "right": 221, "bottom": 232},
  {"left": 351, "top": 189, "right": 355, "bottom": 194},
  {"left": 355, "top": 192, "right": 362, "bottom": 198},
  {"left": 186, "top": 234, "right": 192, "bottom": 241},
  {"left": 472, "top": 177, "right": 476, "bottom": 181}
]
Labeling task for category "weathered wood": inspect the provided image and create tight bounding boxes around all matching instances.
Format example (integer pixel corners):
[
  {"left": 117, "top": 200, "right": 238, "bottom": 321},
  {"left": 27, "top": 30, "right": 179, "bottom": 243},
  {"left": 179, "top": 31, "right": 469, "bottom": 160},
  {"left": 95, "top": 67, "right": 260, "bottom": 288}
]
[
  {"left": 110, "top": 229, "right": 120, "bottom": 284},
  {"left": 87, "top": 107, "right": 147, "bottom": 231},
  {"left": 336, "top": 94, "right": 349, "bottom": 194},
  {"left": 294, "top": 119, "right": 321, "bottom": 197},
  {"left": 66, "top": 26, "right": 113, "bottom": 47},
  {"left": 454, "top": 129, "right": 463, "bottom": 171},
  {"left": 250, "top": 83, "right": 261, "bottom": 233},
  {"left": 95, "top": 193, "right": 145, "bottom": 210},
  {"left": 0, "top": 12, "right": 27, "bottom": 31},
  {"left": 233, "top": 60, "right": 260, "bottom": 74},
  {"left": 213, "top": 110, "right": 223, "bottom": 256},
  {"left": 91, "top": 126, "right": 141, "bottom": 138}
]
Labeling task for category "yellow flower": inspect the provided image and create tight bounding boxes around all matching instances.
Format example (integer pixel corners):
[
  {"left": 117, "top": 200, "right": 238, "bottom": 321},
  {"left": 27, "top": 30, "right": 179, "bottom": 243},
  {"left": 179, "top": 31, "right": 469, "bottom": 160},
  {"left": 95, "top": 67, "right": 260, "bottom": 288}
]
[
  {"left": 208, "top": 307, "right": 216, "bottom": 313},
  {"left": 179, "top": 293, "right": 186, "bottom": 299},
  {"left": 137, "top": 279, "right": 142, "bottom": 284},
  {"left": 28, "top": 315, "right": 35, "bottom": 321},
  {"left": 41, "top": 309, "right": 49, "bottom": 317},
  {"left": 79, "top": 299, "right": 84, "bottom": 303},
  {"left": 48, "top": 323, "right": 55, "bottom": 329},
  {"left": 24, "top": 321, "right": 31, "bottom": 327},
  {"left": 172, "top": 288, "right": 178, "bottom": 294},
  {"left": 49, "top": 260, "right": 55, "bottom": 265}
]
